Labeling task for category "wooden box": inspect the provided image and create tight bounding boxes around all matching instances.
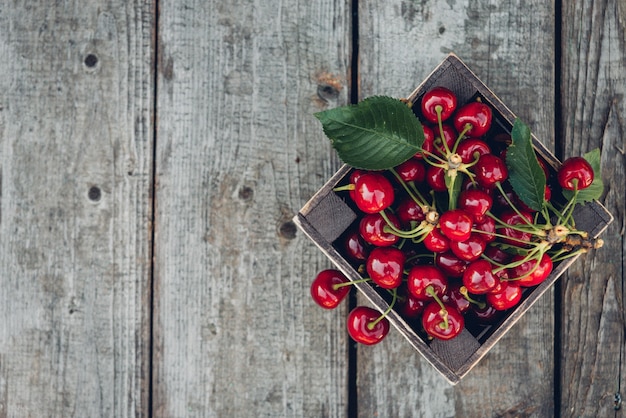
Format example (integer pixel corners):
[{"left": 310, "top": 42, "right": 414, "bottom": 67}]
[{"left": 293, "top": 54, "right": 613, "bottom": 384}]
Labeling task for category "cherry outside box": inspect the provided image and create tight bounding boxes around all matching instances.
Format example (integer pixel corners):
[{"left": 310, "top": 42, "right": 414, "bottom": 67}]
[{"left": 293, "top": 53, "right": 613, "bottom": 384}]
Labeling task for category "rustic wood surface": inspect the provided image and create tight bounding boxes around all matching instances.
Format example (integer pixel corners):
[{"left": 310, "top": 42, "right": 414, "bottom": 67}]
[{"left": 0, "top": 1, "right": 623, "bottom": 417}]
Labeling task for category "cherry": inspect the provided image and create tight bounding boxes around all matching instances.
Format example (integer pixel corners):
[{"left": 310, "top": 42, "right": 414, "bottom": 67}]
[
  {"left": 395, "top": 198, "right": 425, "bottom": 227},
  {"left": 509, "top": 253, "right": 553, "bottom": 287},
  {"left": 422, "top": 301, "right": 464, "bottom": 340},
  {"left": 456, "top": 138, "right": 491, "bottom": 163},
  {"left": 499, "top": 210, "right": 535, "bottom": 246},
  {"left": 442, "top": 281, "right": 471, "bottom": 314},
  {"left": 486, "top": 281, "right": 522, "bottom": 311},
  {"left": 426, "top": 165, "right": 448, "bottom": 192},
  {"left": 423, "top": 228, "right": 450, "bottom": 253},
  {"left": 343, "top": 228, "right": 370, "bottom": 262},
  {"left": 407, "top": 265, "right": 448, "bottom": 301},
  {"left": 433, "top": 124, "right": 457, "bottom": 156},
  {"left": 348, "top": 169, "right": 366, "bottom": 202},
  {"left": 352, "top": 172, "right": 395, "bottom": 213},
  {"left": 346, "top": 306, "right": 390, "bottom": 345},
  {"left": 395, "top": 158, "right": 426, "bottom": 183},
  {"left": 469, "top": 303, "right": 502, "bottom": 325},
  {"left": 557, "top": 156, "right": 594, "bottom": 190},
  {"left": 396, "top": 286, "right": 426, "bottom": 319},
  {"left": 421, "top": 86, "right": 458, "bottom": 123},
  {"left": 439, "top": 209, "right": 473, "bottom": 242},
  {"left": 462, "top": 259, "right": 499, "bottom": 294},
  {"left": 474, "top": 154, "right": 508, "bottom": 188},
  {"left": 473, "top": 216, "right": 496, "bottom": 242},
  {"left": 483, "top": 245, "right": 511, "bottom": 264},
  {"left": 310, "top": 269, "right": 351, "bottom": 309},
  {"left": 450, "top": 233, "right": 486, "bottom": 262},
  {"left": 458, "top": 189, "right": 493, "bottom": 222},
  {"left": 415, "top": 125, "right": 436, "bottom": 159},
  {"left": 366, "top": 247, "right": 405, "bottom": 289},
  {"left": 435, "top": 251, "right": 469, "bottom": 278},
  {"left": 453, "top": 101, "right": 493, "bottom": 137},
  {"left": 359, "top": 212, "right": 401, "bottom": 247}
]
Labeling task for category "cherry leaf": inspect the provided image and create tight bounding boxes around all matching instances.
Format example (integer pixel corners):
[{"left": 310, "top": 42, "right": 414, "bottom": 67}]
[
  {"left": 562, "top": 148, "right": 604, "bottom": 203},
  {"left": 314, "top": 96, "right": 424, "bottom": 170},
  {"left": 505, "top": 118, "right": 546, "bottom": 212}
]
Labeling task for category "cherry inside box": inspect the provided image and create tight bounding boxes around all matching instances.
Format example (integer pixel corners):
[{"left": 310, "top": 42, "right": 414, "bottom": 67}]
[{"left": 294, "top": 53, "right": 613, "bottom": 384}]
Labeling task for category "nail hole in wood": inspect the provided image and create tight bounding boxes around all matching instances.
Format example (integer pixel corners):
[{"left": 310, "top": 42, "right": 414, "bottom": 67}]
[
  {"left": 278, "top": 220, "right": 297, "bottom": 240},
  {"left": 439, "top": 26, "right": 446, "bottom": 34},
  {"left": 317, "top": 83, "right": 340, "bottom": 101},
  {"left": 239, "top": 186, "right": 254, "bottom": 201},
  {"left": 88, "top": 186, "right": 102, "bottom": 202},
  {"left": 84, "top": 53, "right": 99, "bottom": 68}
]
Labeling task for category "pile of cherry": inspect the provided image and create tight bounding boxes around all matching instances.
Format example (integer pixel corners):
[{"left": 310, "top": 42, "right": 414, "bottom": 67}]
[{"left": 310, "top": 86, "right": 598, "bottom": 346}]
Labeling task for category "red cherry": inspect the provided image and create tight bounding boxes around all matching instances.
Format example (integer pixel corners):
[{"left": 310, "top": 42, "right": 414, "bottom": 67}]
[
  {"left": 359, "top": 213, "right": 400, "bottom": 247},
  {"left": 407, "top": 265, "right": 448, "bottom": 301},
  {"left": 415, "top": 125, "right": 436, "bottom": 159},
  {"left": 453, "top": 101, "right": 493, "bottom": 137},
  {"left": 395, "top": 158, "right": 426, "bottom": 183},
  {"left": 474, "top": 154, "right": 508, "bottom": 188},
  {"left": 456, "top": 138, "right": 491, "bottom": 163},
  {"left": 435, "top": 251, "right": 469, "bottom": 278},
  {"left": 442, "top": 281, "right": 472, "bottom": 314},
  {"left": 366, "top": 247, "right": 405, "bottom": 289},
  {"left": 450, "top": 233, "right": 486, "bottom": 261},
  {"left": 426, "top": 165, "right": 448, "bottom": 192},
  {"left": 458, "top": 189, "right": 493, "bottom": 222},
  {"left": 462, "top": 259, "right": 499, "bottom": 294},
  {"left": 433, "top": 124, "right": 457, "bottom": 157},
  {"left": 499, "top": 210, "right": 534, "bottom": 246},
  {"left": 439, "top": 209, "right": 473, "bottom": 242},
  {"left": 422, "top": 302, "right": 465, "bottom": 340},
  {"left": 557, "top": 156, "right": 594, "bottom": 190},
  {"left": 509, "top": 253, "right": 553, "bottom": 287},
  {"left": 346, "top": 306, "right": 390, "bottom": 345},
  {"left": 310, "top": 269, "right": 351, "bottom": 309},
  {"left": 474, "top": 217, "right": 496, "bottom": 242},
  {"left": 421, "top": 86, "right": 458, "bottom": 123},
  {"left": 352, "top": 172, "right": 395, "bottom": 214},
  {"left": 486, "top": 281, "right": 522, "bottom": 310},
  {"left": 395, "top": 198, "right": 425, "bottom": 228},
  {"left": 469, "top": 303, "right": 502, "bottom": 324},
  {"left": 483, "top": 246, "right": 511, "bottom": 264},
  {"left": 343, "top": 228, "right": 370, "bottom": 262},
  {"left": 348, "top": 169, "right": 366, "bottom": 202},
  {"left": 397, "top": 286, "right": 426, "bottom": 319},
  {"left": 423, "top": 228, "right": 450, "bottom": 253}
]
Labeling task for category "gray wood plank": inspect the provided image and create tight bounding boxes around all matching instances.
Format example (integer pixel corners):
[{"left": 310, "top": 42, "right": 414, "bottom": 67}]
[
  {"left": 356, "top": 0, "right": 557, "bottom": 416},
  {"left": 559, "top": 0, "right": 626, "bottom": 415},
  {"left": 0, "top": 2, "right": 154, "bottom": 417},
  {"left": 153, "top": 1, "right": 352, "bottom": 416}
]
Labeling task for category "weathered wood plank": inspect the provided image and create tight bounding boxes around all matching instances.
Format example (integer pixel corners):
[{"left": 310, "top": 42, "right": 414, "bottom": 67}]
[
  {"left": 357, "top": 0, "right": 556, "bottom": 416},
  {"left": 559, "top": 0, "right": 626, "bottom": 415},
  {"left": 153, "top": 0, "right": 352, "bottom": 416},
  {"left": 0, "top": 2, "right": 154, "bottom": 417}
]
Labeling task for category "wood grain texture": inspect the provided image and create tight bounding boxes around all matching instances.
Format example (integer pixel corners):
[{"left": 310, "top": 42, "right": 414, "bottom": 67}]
[
  {"left": 560, "top": 0, "right": 626, "bottom": 415},
  {"left": 0, "top": 1, "right": 154, "bottom": 417},
  {"left": 357, "top": 0, "right": 557, "bottom": 416},
  {"left": 153, "top": 0, "right": 352, "bottom": 416}
]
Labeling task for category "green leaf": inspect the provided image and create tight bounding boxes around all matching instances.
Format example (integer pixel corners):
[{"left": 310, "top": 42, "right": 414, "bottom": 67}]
[
  {"left": 314, "top": 96, "right": 424, "bottom": 170},
  {"left": 505, "top": 118, "right": 546, "bottom": 211},
  {"left": 562, "top": 148, "right": 604, "bottom": 203}
]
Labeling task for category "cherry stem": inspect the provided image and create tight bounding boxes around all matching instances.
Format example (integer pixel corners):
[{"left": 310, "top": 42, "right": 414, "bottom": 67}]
[
  {"left": 333, "top": 184, "right": 355, "bottom": 192},
  {"left": 485, "top": 211, "right": 546, "bottom": 238},
  {"left": 472, "top": 227, "right": 544, "bottom": 247},
  {"left": 452, "top": 124, "right": 473, "bottom": 154},
  {"left": 389, "top": 168, "right": 430, "bottom": 208},
  {"left": 379, "top": 209, "right": 427, "bottom": 239},
  {"left": 368, "top": 288, "right": 397, "bottom": 329},
  {"left": 333, "top": 277, "right": 371, "bottom": 290},
  {"left": 425, "top": 285, "right": 449, "bottom": 329},
  {"left": 550, "top": 247, "right": 587, "bottom": 263},
  {"left": 494, "top": 182, "right": 543, "bottom": 232},
  {"left": 459, "top": 286, "right": 486, "bottom": 309},
  {"left": 435, "top": 105, "right": 452, "bottom": 156}
]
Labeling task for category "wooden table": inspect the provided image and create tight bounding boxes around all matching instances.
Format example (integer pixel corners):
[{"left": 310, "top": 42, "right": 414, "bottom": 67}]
[{"left": 0, "top": 1, "right": 623, "bottom": 417}]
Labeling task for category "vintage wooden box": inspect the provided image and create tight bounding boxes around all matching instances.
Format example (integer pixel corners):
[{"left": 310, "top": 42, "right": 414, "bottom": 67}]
[{"left": 294, "top": 53, "right": 613, "bottom": 384}]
